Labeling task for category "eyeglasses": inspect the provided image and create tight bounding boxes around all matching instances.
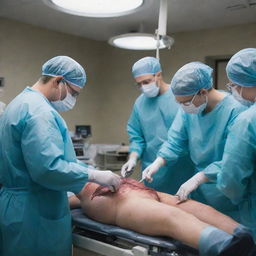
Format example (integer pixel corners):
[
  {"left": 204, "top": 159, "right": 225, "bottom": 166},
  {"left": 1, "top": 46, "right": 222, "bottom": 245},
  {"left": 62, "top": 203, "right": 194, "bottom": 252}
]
[{"left": 65, "top": 82, "right": 80, "bottom": 98}]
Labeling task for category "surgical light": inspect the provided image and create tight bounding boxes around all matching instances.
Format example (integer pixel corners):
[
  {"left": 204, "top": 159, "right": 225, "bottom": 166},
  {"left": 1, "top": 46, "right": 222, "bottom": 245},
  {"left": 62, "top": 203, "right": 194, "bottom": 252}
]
[
  {"left": 45, "top": 0, "right": 144, "bottom": 17},
  {"left": 108, "top": 33, "right": 174, "bottom": 51}
]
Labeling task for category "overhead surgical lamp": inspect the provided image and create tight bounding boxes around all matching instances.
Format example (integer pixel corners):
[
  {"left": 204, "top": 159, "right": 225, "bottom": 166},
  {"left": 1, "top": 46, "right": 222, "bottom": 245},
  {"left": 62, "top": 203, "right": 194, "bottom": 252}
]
[
  {"left": 108, "top": 0, "right": 174, "bottom": 56},
  {"left": 108, "top": 33, "right": 174, "bottom": 51},
  {"left": 44, "top": 0, "right": 144, "bottom": 17}
]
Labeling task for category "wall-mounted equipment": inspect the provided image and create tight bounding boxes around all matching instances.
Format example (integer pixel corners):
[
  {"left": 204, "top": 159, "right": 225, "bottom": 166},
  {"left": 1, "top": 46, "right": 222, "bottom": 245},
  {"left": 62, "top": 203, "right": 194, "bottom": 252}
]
[
  {"left": 75, "top": 125, "right": 91, "bottom": 138},
  {"left": 72, "top": 125, "right": 92, "bottom": 160}
]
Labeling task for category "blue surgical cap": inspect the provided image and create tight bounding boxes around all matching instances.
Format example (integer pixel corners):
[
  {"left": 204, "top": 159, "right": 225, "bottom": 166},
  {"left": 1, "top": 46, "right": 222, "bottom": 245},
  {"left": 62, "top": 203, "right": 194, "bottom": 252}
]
[
  {"left": 132, "top": 57, "right": 162, "bottom": 78},
  {"left": 226, "top": 48, "right": 256, "bottom": 87},
  {"left": 171, "top": 62, "right": 213, "bottom": 96},
  {"left": 42, "top": 56, "right": 86, "bottom": 88}
]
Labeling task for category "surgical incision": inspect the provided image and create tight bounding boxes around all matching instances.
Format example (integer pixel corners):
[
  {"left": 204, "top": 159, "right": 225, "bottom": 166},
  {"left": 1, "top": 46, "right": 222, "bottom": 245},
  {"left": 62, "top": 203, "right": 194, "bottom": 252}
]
[{"left": 90, "top": 178, "right": 160, "bottom": 201}]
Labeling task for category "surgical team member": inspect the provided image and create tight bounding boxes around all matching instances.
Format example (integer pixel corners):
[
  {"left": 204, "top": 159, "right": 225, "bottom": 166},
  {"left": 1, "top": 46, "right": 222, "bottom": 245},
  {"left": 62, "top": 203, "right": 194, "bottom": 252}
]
[
  {"left": 142, "top": 62, "right": 247, "bottom": 220},
  {"left": 180, "top": 48, "right": 256, "bottom": 239},
  {"left": 121, "top": 57, "right": 194, "bottom": 194},
  {"left": 0, "top": 56, "right": 121, "bottom": 256}
]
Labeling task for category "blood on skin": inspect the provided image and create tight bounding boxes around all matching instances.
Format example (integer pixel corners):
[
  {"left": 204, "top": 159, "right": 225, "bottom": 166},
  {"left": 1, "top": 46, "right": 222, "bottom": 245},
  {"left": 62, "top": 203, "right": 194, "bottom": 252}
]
[{"left": 91, "top": 178, "right": 160, "bottom": 201}]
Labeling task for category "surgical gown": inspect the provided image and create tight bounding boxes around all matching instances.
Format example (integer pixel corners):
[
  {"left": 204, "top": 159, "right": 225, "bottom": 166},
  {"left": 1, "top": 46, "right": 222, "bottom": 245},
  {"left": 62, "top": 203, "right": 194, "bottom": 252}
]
[
  {"left": 207, "top": 104, "right": 256, "bottom": 239},
  {"left": 0, "top": 87, "right": 89, "bottom": 256},
  {"left": 127, "top": 88, "right": 194, "bottom": 194},
  {"left": 158, "top": 94, "right": 246, "bottom": 219}
]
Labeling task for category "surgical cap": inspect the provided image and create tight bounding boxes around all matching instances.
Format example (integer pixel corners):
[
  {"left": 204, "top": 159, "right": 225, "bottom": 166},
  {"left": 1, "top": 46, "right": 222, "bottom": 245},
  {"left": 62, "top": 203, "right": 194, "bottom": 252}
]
[
  {"left": 171, "top": 62, "right": 213, "bottom": 96},
  {"left": 132, "top": 57, "right": 162, "bottom": 78},
  {"left": 226, "top": 48, "right": 256, "bottom": 87},
  {"left": 42, "top": 56, "right": 86, "bottom": 88}
]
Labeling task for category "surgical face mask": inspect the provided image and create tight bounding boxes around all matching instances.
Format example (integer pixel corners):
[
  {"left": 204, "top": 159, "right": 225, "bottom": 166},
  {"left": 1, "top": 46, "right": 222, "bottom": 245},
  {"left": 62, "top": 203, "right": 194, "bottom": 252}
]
[
  {"left": 51, "top": 84, "right": 77, "bottom": 112},
  {"left": 141, "top": 82, "right": 160, "bottom": 98},
  {"left": 181, "top": 93, "right": 208, "bottom": 114},
  {"left": 231, "top": 86, "right": 255, "bottom": 107}
]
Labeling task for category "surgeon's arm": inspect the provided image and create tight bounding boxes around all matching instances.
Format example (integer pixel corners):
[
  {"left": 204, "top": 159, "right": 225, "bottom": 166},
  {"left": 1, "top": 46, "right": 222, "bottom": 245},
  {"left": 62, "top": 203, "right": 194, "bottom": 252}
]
[
  {"left": 216, "top": 117, "right": 256, "bottom": 204},
  {"left": 142, "top": 110, "right": 189, "bottom": 182},
  {"left": 175, "top": 171, "right": 209, "bottom": 202},
  {"left": 127, "top": 104, "right": 146, "bottom": 159},
  {"left": 175, "top": 107, "right": 246, "bottom": 202},
  {"left": 203, "top": 106, "right": 246, "bottom": 182},
  {"left": 22, "top": 111, "right": 121, "bottom": 193},
  {"left": 158, "top": 109, "right": 189, "bottom": 163},
  {"left": 175, "top": 108, "right": 246, "bottom": 202},
  {"left": 22, "top": 111, "right": 90, "bottom": 193},
  {"left": 175, "top": 159, "right": 222, "bottom": 202}
]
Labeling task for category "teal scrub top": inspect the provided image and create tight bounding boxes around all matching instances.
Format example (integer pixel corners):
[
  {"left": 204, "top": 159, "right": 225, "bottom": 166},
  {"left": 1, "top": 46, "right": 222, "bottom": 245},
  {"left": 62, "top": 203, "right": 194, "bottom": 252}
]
[
  {"left": 158, "top": 94, "right": 246, "bottom": 219},
  {"left": 0, "top": 87, "right": 89, "bottom": 256},
  {"left": 207, "top": 104, "right": 256, "bottom": 239},
  {"left": 127, "top": 87, "right": 194, "bottom": 194}
]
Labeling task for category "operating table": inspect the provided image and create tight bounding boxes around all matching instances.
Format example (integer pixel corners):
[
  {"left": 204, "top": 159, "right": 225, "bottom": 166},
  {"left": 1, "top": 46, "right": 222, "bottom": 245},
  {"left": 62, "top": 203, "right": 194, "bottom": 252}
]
[{"left": 71, "top": 208, "right": 199, "bottom": 256}]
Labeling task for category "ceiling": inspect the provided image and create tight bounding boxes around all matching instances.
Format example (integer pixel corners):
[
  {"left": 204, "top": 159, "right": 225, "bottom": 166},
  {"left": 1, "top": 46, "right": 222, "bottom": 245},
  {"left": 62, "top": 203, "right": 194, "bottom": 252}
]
[{"left": 0, "top": 0, "right": 256, "bottom": 42}]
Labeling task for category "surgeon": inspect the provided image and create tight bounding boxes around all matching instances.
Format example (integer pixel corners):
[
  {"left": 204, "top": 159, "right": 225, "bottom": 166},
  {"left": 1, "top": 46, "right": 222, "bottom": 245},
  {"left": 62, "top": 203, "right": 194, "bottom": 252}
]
[
  {"left": 121, "top": 57, "right": 194, "bottom": 194},
  {"left": 0, "top": 56, "right": 121, "bottom": 256},
  {"left": 142, "top": 61, "right": 247, "bottom": 220},
  {"left": 181, "top": 48, "right": 256, "bottom": 239}
]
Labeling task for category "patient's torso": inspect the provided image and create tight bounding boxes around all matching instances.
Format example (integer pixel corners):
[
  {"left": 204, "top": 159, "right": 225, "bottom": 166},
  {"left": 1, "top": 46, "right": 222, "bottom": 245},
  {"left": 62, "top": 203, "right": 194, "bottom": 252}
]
[{"left": 78, "top": 178, "right": 160, "bottom": 224}]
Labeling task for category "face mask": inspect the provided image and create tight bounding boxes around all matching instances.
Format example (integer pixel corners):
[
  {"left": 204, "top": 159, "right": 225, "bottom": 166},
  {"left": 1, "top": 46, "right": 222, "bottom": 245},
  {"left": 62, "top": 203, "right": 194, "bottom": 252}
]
[
  {"left": 231, "top": 86, "right": 255, "bottom": 107},
  {"left": 51, "top": 85, "right": 77, "bottom": 112},
  {"left": 181, "top": 93, "right": 208, "bottom": 114},
  {"left": 141, "top": 82, "right": 160, "bottom": 98}
]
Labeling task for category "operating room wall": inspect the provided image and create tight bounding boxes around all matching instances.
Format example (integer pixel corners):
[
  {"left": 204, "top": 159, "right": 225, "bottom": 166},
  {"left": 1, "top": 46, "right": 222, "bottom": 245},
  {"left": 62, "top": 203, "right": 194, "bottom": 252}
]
[
  {"left": 0, "top": 17, "right": 107, "bottom": 141},
  {"left": 0, "top": 18, "right": 256, "bottom": 145},
  {"left": 98, "top": 22, "right": 256, "bottom": 144}
]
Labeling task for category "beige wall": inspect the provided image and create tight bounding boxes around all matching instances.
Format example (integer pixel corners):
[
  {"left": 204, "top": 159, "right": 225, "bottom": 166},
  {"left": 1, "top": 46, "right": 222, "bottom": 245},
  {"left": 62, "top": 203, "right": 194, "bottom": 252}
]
[
  {"left": 99, "top": 22, "right": 256, "bottom": 143},
  {"left": 0, "top": 18, "right": 256, "bottom": 144},
  {"left": 0, "top": 17, "right": 106, "bottom": 143}
]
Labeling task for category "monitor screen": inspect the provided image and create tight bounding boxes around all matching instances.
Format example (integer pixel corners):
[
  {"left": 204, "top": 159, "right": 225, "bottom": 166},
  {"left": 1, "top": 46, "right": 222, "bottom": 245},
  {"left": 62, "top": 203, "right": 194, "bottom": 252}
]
[
  {"left": 75, "top": 125, "right": 91, "bottom": 138},
  {"left": 74, "top": 147, "right": 85, "bottom": 156}
]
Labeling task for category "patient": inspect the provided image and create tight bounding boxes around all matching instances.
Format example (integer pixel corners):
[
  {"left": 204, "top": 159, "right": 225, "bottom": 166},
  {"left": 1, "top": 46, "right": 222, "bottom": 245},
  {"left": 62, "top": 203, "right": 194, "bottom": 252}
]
[{"left": 69, "top": 178, "right": 255, "bottom": 256}]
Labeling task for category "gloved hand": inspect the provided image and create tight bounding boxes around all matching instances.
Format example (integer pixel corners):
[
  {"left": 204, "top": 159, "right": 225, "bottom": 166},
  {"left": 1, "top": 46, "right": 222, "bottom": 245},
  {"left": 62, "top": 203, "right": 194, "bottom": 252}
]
[
  {"left": 175, "top": 171, "right": 209, "bottom": 203},
  {"left": 142, "top": 157, "right": 165, "bottom": 183},
  {"left": 87, "top": 169, "right": 121, "bottom": 192},
  {"left": 121, "top": 153, "right": 138, "bottom": 178}
]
